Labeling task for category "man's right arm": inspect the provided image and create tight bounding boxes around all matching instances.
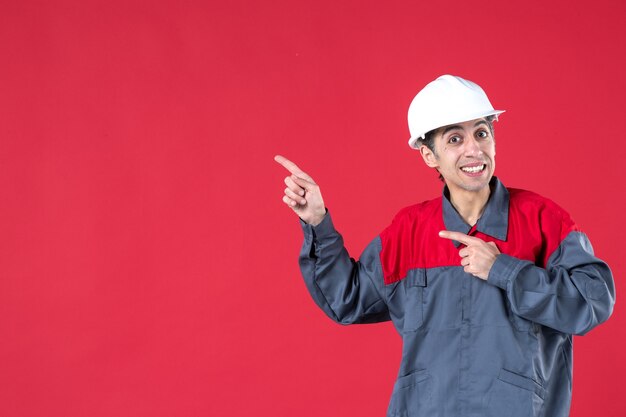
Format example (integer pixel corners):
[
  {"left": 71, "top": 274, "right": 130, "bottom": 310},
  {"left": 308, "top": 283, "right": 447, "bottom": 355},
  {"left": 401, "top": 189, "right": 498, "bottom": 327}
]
[
  {"left": 274, "top": 155, "right": 390, "bottom": 325},
  {"left": 299, "top": 212, "right": 390, "bottom": 325}
]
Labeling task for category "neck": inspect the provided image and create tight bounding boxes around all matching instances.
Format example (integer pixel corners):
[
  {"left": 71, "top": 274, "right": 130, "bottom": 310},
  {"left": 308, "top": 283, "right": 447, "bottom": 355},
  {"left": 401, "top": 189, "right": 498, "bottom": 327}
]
[{"left": 448, "top": 185, "right": 491, "bottom": 227}]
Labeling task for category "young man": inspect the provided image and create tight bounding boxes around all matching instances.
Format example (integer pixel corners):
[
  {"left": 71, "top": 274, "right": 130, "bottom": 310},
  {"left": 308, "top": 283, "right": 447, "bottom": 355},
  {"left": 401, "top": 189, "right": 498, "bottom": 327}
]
[{"left": 275, "top": 75, "right": 615, "bottom": 417}]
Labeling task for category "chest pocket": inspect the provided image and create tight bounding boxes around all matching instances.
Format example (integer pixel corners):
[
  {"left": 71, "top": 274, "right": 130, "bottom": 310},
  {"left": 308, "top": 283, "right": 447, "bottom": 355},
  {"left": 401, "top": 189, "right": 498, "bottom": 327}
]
[{"left": 402, "top": 269, "right": 426, "bottom": 332}]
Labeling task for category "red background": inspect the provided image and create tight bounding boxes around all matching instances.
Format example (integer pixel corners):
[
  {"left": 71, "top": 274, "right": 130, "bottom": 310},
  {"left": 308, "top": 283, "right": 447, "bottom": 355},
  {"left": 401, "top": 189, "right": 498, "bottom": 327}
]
[{"left": 1, "top": 0, "right": 624, "bottom": 416}]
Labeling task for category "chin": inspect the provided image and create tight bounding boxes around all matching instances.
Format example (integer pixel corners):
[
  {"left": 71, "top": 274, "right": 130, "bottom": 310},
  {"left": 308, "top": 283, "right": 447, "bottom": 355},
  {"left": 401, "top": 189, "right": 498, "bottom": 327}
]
[
  {"left": 460, "top": 184, "right": 489, "bottom": 192},
  {"left": 459, "top": 175, "right": 493, "bottom": 192}
]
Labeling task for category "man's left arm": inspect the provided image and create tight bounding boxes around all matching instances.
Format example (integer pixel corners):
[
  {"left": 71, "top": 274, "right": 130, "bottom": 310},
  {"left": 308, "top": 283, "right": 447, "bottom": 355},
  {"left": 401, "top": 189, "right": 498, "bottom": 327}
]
[{"left": 440, "top": 230, "right": 615, "bottom": 335}]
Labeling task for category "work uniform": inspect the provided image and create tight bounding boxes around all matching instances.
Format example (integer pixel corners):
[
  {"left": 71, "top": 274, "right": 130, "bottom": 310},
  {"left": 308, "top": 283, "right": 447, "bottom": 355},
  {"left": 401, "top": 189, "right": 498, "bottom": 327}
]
[{"left": 298, "top": 177, "right": 615, "bottom": 417}]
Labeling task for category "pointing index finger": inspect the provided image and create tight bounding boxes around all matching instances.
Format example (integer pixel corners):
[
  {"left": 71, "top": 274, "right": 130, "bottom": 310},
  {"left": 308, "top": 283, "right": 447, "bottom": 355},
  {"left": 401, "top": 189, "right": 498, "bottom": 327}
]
[
  {"left": 438, "top": 230, "right": 483, "bottom": 246},
  {"left": 274, "top": 155, "right": 305, "bottom": 176}
]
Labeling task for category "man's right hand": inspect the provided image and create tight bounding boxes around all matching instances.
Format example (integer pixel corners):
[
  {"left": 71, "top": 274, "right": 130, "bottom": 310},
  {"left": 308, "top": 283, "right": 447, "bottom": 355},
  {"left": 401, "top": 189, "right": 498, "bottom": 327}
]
[{"left": 274, "top": 155, "right": 326, "bottom": 226}]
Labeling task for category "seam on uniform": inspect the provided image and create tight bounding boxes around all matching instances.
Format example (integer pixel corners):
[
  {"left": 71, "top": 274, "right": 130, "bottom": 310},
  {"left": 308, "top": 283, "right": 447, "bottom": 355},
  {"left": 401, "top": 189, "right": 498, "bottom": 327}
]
[
  {"left": 309, "top": 238, "right": 343, "bottom": 322},
  {"left": 365, "top": 236, "right": 389, "bottom": 305},
  {"left": 311, "top": 274, "right": 341, "bottom": 322},
  {"left": 506, "top": 257, "right": 530, "bottom": 291},
  {"left": 363, "top": 299, "right": 388, "bottom": 316},
  {"left": 518, "top": 289, "right": 600, "bottom": 301}
]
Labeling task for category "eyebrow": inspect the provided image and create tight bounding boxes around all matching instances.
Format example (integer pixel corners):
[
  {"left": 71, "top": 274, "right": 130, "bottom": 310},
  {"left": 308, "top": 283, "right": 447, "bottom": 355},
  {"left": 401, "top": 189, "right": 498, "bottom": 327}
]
[{"left": 441, "top": 120, "right": 489, "bottom": 135}]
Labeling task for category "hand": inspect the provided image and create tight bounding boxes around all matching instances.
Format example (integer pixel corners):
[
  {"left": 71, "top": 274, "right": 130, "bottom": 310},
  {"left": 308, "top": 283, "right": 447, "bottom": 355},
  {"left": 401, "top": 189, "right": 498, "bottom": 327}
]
[
  {"left": 438, "top": 231, "right": 500, "bottom": 280},
  {"left": 274, "top": 155, "right": 326, "bottom": 226}
]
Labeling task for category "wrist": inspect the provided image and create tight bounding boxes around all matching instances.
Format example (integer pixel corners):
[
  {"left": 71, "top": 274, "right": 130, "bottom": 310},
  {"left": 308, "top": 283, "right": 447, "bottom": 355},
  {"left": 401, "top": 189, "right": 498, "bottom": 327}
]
[{"left": 304, "top": 208, "right": 327, "bottom": 226}]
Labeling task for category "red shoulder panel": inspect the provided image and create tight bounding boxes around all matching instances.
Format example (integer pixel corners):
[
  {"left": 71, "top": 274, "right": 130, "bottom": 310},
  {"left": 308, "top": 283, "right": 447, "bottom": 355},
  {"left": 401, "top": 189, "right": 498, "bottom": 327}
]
[
  {"left": 379, "top": 198, "right": 448, "bottom": 284},
  {"left": 378, "top": 188, "right": 580, "bottom": 285},
  {"left": 506, "top": 189, "right": 579, "bottom": 268}
]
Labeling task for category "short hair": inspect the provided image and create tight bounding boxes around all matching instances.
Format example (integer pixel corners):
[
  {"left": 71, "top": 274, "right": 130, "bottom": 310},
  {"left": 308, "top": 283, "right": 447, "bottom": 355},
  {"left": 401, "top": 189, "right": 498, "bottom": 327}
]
[{"left": 416, "top": 115, "right": 496, "bottom": 181}]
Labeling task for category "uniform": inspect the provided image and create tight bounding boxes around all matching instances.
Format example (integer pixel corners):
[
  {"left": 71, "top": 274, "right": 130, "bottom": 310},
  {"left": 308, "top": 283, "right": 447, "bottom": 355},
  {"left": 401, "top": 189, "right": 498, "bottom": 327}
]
[{"left": 298, "top": 177, "right": 615, "bottom": 417}]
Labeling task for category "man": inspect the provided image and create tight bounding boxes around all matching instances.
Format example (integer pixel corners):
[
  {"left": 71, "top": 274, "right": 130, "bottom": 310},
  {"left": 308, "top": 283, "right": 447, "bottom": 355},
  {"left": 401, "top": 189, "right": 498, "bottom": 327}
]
[{"left": 274, "top": 75, "right": 615, "bottom": 417}]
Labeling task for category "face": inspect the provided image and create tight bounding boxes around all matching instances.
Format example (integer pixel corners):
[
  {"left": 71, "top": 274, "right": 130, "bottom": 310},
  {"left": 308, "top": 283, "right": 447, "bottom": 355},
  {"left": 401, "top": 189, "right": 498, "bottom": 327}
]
[{"left": 420, "top": 118, "right": 496, "bottom": 194}]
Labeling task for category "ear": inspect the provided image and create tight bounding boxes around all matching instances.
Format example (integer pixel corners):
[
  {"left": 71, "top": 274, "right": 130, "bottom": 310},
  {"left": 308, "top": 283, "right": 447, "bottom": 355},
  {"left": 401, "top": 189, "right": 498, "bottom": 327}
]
[{"left": 420, "top": 145, "right": 439, "bottom": 168}]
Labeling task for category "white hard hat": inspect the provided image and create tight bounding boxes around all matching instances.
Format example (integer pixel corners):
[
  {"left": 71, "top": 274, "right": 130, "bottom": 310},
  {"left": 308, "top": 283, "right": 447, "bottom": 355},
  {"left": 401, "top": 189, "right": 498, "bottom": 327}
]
[{"left": 407, "top": 75, "right": 505, "bottom": 149}]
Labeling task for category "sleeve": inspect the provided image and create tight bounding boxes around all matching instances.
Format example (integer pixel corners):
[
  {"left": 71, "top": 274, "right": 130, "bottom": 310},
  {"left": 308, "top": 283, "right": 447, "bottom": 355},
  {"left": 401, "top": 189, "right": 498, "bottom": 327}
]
[
  {"left": 487, "top": 229, "right": 615, "bottom": 335},
  {"left": 298, "top": 212, "right": 390, "bottom": 325}
]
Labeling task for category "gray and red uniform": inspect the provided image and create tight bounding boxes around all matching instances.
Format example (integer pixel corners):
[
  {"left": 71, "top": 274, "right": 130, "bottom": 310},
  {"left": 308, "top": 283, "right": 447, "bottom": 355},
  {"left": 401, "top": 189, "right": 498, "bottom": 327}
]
[{"left": 299, "top": 177, "right": 615, "bottom": 417}]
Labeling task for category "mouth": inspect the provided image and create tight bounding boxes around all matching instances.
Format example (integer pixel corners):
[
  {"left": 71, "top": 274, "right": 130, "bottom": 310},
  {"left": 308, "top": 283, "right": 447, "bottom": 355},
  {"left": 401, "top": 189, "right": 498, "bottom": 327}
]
[{"left": 460, "top": 163, "right": 486, "bottom": 175}]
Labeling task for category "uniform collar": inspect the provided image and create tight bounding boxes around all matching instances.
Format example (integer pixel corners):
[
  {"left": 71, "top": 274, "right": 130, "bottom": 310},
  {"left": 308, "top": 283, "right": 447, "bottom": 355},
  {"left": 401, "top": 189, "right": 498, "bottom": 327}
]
[{"left": 442, "top": 176, "right": 509, "bottom": 247}]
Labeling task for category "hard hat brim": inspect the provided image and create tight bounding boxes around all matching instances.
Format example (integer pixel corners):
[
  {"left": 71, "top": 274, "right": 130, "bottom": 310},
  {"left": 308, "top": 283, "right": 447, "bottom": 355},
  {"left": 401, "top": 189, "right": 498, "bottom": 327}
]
[{"left": 408, "top": 109, "right": 505, "bottom": 149}]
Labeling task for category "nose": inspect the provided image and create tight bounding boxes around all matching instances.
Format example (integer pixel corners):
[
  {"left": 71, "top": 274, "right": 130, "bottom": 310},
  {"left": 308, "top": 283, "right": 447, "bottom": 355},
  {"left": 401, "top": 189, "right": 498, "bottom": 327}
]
[{"left": 463, "top": 136, "right": 483, "bottom": 157}]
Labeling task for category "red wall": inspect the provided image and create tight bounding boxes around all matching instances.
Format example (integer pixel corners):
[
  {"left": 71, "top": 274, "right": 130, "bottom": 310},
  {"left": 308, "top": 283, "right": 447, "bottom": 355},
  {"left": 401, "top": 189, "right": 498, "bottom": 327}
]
[{"left": 1, "top": 0, "right": 624, "bottom": 416}]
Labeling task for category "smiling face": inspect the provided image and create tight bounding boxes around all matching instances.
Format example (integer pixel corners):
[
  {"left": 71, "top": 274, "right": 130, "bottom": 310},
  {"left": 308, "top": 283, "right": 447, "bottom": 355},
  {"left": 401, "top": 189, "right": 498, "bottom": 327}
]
[{"left": 419, "top": 118, "right": 496, "bottom": 195}]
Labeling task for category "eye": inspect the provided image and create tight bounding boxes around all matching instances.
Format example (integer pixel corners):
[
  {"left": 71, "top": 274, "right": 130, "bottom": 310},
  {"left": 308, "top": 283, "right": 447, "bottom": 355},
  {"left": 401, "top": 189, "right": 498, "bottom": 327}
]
[
  {"left": 476, "top": 130, "right": 489, "bottom": 139},
  {"left": 448, "top": 135, "right": 462, "bottom": 144}
]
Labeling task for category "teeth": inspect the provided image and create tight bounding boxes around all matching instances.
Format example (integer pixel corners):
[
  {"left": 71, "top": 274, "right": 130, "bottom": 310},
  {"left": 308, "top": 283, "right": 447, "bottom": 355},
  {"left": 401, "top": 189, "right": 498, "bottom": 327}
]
[{"left": 461, "top": 165, "right": 485, "bottom": 173}]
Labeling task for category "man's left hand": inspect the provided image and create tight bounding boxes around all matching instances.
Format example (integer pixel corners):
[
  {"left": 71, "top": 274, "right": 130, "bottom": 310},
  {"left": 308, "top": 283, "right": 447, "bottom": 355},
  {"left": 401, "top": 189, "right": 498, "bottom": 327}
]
[{"left": 438, "top": 231, "right": 500, "bottom": 280}]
